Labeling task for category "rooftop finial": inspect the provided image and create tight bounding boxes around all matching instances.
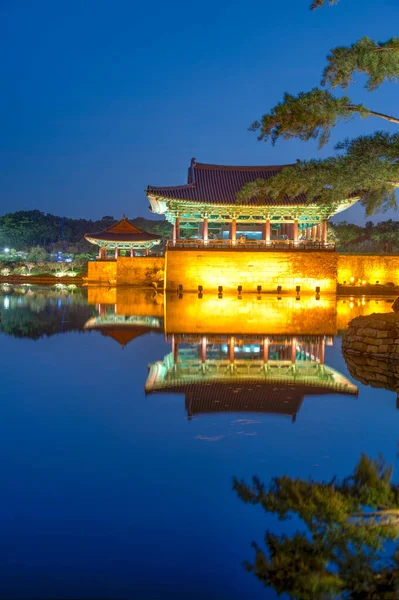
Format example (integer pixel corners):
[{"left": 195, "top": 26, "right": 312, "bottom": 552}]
[{"left": 190, "top": 157, "right": 196, "bottom": 167}]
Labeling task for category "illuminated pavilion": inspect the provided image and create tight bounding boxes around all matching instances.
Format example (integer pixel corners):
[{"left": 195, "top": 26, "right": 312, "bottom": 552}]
[
  {"left": 146, "top": 159, "right": 357, "bottom": 247},
  {"left": 85, "top": 216, "right": 161, "bottom": 259},
  {"left": 145, "top": 334, "right": 358, "bottom": 421}
]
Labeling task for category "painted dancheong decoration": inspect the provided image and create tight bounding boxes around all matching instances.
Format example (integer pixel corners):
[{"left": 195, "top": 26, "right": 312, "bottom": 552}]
[
  {"left": 84, "top": 216, "right": 161, "bottom": 259},
  {"left": 146, "top": 158, "right": 357, "bottom": 249}
]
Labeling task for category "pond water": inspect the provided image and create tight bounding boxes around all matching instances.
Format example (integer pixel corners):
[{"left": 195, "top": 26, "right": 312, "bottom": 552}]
[{"left": 0, "top": 285, "right": 398, "bottom": 599}]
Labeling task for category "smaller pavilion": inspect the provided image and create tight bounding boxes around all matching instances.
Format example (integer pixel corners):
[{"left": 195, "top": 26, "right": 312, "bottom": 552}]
[{"left": 85, "top": 217, "right": 161, "bottom": 259}]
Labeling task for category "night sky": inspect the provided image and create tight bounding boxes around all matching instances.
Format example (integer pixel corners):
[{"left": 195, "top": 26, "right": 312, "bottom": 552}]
[{"left": 1, "top": 0, "right": 398, "bottom": 224}]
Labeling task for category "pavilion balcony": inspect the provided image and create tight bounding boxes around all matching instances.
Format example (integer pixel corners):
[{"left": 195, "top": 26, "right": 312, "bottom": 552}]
[{"left": 166, "top": 239, "right": 336, "bottom": 252}]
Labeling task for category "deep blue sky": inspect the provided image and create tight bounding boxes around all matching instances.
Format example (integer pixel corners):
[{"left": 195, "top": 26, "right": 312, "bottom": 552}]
[{"left": 1, "top": 0, "right": 398, "bottom": 225}]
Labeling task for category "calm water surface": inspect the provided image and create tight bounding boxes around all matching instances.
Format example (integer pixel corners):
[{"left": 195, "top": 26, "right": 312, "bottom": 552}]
[{"left": 0, "top": 285, "right": 398, "bottom": 599}]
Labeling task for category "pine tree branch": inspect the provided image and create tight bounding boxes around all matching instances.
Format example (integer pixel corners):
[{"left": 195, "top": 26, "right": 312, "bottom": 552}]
[
  {"left": 348, "top": 105, "right": 399, "bottom": 125},
  {"left": 352, "top": 510, "right": 399, "bottom": 518}
]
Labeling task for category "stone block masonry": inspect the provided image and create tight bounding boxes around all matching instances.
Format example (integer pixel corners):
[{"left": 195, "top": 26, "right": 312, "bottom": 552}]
[
  {"left": 165, "top": 249, "right": 338, "bottom": 294},
  {"left": 342, "top": 313, "right": 399, "bottom": 362},
  {"left": 87, "top": 257, "right": 165, "bottom": 286},
  {"left": 337, "top": 254, "right": 399, "bottom": 286},
  {"left": 86, "top": 252, "right": 399, "bottom": 292}
]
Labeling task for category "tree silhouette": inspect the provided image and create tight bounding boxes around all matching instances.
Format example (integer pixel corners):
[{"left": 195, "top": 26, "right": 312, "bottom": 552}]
[
  {"left": 238, "top": 2, "right": 399, "bottom": 216},
  {"left": 234, "top": 454, "right": 399, "bottom": 599}
]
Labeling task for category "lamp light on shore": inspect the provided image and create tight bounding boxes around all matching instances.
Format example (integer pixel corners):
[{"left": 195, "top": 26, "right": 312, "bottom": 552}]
[
  {"left": 257, "top": 285, "right": 262, "bottom": 294},
  {"left": 198, "top": 285, "right": 203, "bottom": 299},
  {"left": 218, "top": 285, "right": 223, "bottom": 299}
]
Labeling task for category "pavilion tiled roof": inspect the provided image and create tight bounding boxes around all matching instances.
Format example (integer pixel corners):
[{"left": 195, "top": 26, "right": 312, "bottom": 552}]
[
  {"left": 85, "top": 217, "right": 161, "bottom": 242},
  {"left": 147, "top": 159, "right": 308, "bottom": 206},
  {"left": 146, "top": 381, "right": 357, "bottom": 419}
]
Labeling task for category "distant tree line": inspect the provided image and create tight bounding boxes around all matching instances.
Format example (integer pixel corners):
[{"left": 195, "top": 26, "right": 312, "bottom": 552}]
[
  {"left": 0, "top": 210, "right": 172, "bottom": 255},
  {"left": 329, "top": 220, "right": 399, "bottom": 253},
  {"left": 0, "top": 210, "right": 397, "bottom": 256}
]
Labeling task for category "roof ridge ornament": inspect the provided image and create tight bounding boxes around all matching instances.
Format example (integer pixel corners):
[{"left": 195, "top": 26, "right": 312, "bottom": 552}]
[{"left": 189, "top": 157, "right": 197, "bottom": 185}]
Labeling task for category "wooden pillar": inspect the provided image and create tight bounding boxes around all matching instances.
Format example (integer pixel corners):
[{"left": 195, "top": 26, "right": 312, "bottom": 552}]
[
  {"left": 130, "top": 247, "right": 135, "bottom": 257},
  {"left": 321, "top": 220, "right": 328, "bottom": 244},
  {"left": 263, "top": 219, "right": 271, "bottom": 243},
  {"left": 311, "top": 226, "right": 317, "bottom": 241},
  {"left": 293, "top": 220, "right": 298, "bottom": 243},
  {"left": 114, "top": 247, "right": 120, "bottom": 259},
  {"left": 201, "top": 336, "right": 207, "bottom": 363},
  {"left": 203, "top": 218, "right": 208, "bottom": 243},
  {"left": 229, "top": 336, "right": 235, "bottom": 363},
  {"left": 145, "top": 248, "right": 149, "bottom": 256},
  {"left": 172, "top": 335, "right": 178, "bottom": 365},
  {"left": 172, "top": 222, "right": 177, "bottom": 244},
  {"left": 175, "top": 217, "right": 180, "bottom": 241},
  {"left": 230, "top": 219, "right": 237, "bottom": 243},
  {"left": 98, "top": 247, "right": 102, "bottom": 259},
  {"left": 319, "top": 337, "right": 325, "bottom": 365},
  {"left": 291, "top": 338, "right": 297, "bottom": 364},
  {"left": 263, "top": 337, "right": 269, "bottom": 363}
]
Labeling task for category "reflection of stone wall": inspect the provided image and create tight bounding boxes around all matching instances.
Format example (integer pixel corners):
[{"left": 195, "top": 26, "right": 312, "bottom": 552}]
[
  {"left": 336, "top": 299, "right": 394, "bottom": 332},
  {"left": 343, "top": 352, "right": 399, "bottom": 396},
  {"left": 166, "top": 250, "right": 338, "bottom": 293},
  {"left": 337, "top": 254, "right": 399, "bottom": 285},
  {"left": 165, "top": 294, "right": 337, "bottom": 335},
  {"left": 342, "top": 313, "right": 399, "bottom": 397},
  {"left": 87, "top": 287, "right": 164, "bottom": 317}
]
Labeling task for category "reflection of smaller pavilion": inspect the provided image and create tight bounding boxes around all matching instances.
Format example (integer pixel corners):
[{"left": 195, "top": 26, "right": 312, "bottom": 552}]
[
  {"left": 145, "top": 335, "right": 358, "bottom": 421},
  {"left": 84, "top": 302, "right": 163, "bottom": 348}
]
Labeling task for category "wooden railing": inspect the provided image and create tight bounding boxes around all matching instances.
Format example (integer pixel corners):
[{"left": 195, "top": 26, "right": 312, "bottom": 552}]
[{"left": 167, "top": 239, "right": 335, "bottom": 251}]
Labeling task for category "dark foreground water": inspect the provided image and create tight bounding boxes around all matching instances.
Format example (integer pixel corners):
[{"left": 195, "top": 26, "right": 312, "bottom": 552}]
[{"left": 0, "top": 285, "right": 398, "bottom": 600}]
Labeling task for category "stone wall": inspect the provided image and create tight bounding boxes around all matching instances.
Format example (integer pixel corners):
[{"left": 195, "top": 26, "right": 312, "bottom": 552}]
[
  {"left": 86, "top": 252, "right": 399, "bottom": 291},
  {"left": 87, "top": 257, "right": 165, "bottom": 286},
  {"left": 165, "top": 249, "right": 338, "bottom": 294},
  {"left": 116, "top": 257, "right": 165, "bottom": 286},
  {"left": 87, "top": 260, "right": 117, "bottom": 284},
  {"left": 342, "top": 313, "right": 399, "bottom": 360},
  {"left": 337, "top": 254, "right": 399, "bottom": 286}
]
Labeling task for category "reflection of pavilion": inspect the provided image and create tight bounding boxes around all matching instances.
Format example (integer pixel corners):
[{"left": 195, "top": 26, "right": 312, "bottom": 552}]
[
  {"left": 84, "top": 314, "right": 163, "bottom": 348},
  {"left": 83, "top": 292, "right": 163, "bottom": 348},
  {"left": 145, "top": 335, "right": 358, "bottom": 421}
]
